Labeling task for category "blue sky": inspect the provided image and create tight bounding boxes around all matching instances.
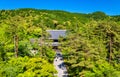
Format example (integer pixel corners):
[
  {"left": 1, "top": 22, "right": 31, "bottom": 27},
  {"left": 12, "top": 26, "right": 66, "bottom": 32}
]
[{"left": 0, "top": 0, "right": 120, "bottom": 15}]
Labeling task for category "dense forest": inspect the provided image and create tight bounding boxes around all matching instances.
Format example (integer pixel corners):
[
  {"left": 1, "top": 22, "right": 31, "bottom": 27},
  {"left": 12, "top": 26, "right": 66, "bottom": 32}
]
[{"left": 0, "top": 8, "right": 120, "bottom": 77}]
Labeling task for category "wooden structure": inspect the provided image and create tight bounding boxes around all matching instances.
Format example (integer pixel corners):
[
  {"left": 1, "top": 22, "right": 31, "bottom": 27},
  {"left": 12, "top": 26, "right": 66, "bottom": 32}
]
[{"left": 46, "top": 30, "right": 66, "bottom": 49}]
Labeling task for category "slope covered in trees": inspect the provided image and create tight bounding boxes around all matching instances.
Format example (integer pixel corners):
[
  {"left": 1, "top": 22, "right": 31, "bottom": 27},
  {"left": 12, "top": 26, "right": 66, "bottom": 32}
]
[{"left": 0, "top": 8, "right": 120, "bottom": 77}]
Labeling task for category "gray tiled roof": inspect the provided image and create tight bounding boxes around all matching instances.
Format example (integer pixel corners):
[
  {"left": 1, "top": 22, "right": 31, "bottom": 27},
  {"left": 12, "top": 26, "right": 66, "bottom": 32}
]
[{"left": 46, "top": 30, "right": 66, "bottom": 39}]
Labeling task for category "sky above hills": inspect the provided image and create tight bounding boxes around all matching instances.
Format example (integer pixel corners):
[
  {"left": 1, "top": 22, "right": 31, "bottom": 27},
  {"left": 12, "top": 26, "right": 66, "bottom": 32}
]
[{"left": 0, "top": 0, "right": 120, "bottom": 15}]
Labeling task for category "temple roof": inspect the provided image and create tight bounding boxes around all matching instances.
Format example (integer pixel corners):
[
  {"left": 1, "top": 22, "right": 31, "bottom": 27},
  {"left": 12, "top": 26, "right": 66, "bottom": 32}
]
[{"left": 46, "top": 30, "right": 66, "bottom": 39}]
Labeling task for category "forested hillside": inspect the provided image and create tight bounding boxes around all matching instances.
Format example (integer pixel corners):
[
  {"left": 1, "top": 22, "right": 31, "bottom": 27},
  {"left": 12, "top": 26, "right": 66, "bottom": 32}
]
[{"left": 0, "top": 8, "right": 120, "bottom": 77}]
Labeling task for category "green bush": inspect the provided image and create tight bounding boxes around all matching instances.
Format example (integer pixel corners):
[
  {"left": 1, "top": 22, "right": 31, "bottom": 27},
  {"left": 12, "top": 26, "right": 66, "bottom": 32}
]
[{"left": 0, "top": 57, "right": 57, "bottom": 77}]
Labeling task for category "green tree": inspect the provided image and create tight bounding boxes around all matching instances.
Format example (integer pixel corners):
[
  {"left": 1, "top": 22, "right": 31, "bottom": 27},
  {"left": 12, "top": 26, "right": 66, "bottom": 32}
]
[
  {"left": 5, "top": 16, "right": 26, "bottom": 57},
  {"left": 0, "top": 57, "right": 57, "bottom": 77}
]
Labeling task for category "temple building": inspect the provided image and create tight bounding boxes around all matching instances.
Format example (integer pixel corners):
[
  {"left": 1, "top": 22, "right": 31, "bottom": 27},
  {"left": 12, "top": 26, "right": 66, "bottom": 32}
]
[{"left": 46, "top": 30, "right": 66, "bottom": 49}]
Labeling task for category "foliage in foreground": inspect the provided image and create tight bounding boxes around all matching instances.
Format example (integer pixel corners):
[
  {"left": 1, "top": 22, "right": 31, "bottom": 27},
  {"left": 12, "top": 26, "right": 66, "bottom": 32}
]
[{"left": 0, "top": 57, "right": 57, "bottom": 77}]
